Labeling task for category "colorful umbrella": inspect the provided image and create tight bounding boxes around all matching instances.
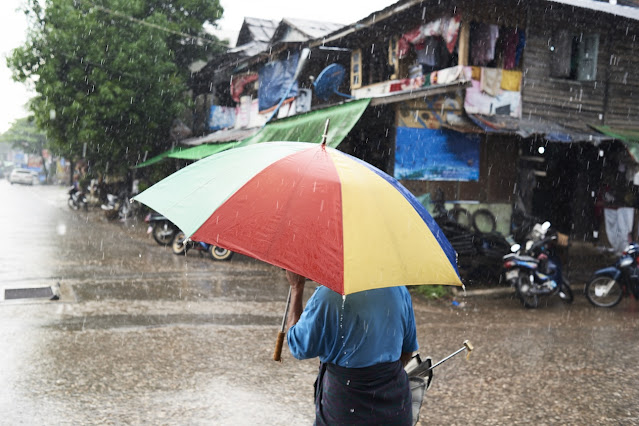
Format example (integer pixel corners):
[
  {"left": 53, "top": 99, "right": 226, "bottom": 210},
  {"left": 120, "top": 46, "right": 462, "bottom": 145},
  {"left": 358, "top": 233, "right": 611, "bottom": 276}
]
[{"left": 133, "top": 141, "right": 462, "bottom": 294}]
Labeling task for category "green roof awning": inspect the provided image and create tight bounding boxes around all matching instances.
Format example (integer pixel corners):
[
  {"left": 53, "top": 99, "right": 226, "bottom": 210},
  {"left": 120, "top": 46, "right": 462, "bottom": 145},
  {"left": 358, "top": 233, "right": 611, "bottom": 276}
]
[
  {"left": 132, "top": 146, "right": 185, "bottom": 168},
  {"left": 167, "top": 142, "right": 237, "bottom": 160},
  {"left": 590, "top": 124, "right": 639, "bottom": 162},
  {"left": 237, "top": 98, "right": 371, "bottom": 148}
]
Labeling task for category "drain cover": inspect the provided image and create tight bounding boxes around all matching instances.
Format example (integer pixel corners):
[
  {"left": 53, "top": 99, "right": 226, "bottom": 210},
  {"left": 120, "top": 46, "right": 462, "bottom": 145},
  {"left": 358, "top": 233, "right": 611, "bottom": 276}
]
[{"left": 5, "top": 287, "right": 54, "bottom": 300}]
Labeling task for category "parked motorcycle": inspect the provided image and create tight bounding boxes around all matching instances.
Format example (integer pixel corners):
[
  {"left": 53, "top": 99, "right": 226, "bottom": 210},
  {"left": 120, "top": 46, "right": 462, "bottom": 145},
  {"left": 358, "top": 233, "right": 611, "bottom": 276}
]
[
  {"left": 145, "top": 212, "right": 179, "bottom": 246},
  {"left": 502, "top": 221, "right": 574, "bottom": 308},
  {"left": 171, "top": 231, "right": 234, "bottom": 261},
  {"left": 584, "top": 242, "right": 639, "bottom": 308},
  {"left": 67, "top": 186, "right": 88, "bottom": 211},
  {"left": 101, "top": 191, "right": 138, "bottom": 220}
]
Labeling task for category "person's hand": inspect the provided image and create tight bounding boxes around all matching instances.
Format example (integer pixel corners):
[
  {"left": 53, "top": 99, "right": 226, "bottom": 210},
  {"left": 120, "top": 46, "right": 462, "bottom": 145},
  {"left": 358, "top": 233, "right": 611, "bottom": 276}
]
[
  {"left": 285, "top": 270, "right": 306, "bottom": 329},
  {"left": 286, "top": 270, "right": 306, "bottom": 289}
]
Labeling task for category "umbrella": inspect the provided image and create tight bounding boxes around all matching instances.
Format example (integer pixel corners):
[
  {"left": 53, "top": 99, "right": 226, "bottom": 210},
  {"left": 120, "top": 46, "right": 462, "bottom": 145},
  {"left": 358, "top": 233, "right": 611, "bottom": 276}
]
[{"left": 133, "top": 141, "right": 462, "bottom": 295}]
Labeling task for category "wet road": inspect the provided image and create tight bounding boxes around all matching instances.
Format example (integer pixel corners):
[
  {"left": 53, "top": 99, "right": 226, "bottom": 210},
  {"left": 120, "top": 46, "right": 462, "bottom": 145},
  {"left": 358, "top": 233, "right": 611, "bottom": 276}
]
[{"left": 1, "top": 180, "right": 638, "bottom": 425}]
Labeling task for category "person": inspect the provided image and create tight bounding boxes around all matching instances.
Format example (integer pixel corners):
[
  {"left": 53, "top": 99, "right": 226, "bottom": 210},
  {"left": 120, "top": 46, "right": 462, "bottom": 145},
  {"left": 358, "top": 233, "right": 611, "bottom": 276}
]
[{"left": 285, "top": 270, "right": 418, "bottom": 425}]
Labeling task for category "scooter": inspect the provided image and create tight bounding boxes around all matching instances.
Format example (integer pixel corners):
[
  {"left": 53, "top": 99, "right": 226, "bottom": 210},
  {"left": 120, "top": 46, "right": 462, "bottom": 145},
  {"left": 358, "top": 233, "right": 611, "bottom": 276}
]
[
  {"left": 171, "top": 231, "right": 234, "bottom": 261},
  {"left": 405, "top": 340, "right": 474, "bottom": 426},
  {"left": 502, "top": 221, "right": 574, "bottom": 308},
  {"left": 101, "top": 191, "right": 138, "bottom": 220},
  {"left": 584, "top": 242, "right": 639, "bottom": 308},
  {"left": 68, "top": 186, "right": 88, "bottom": 211},
  {"left": 145, "top": 212, "right": 179, "bottom": 246}
]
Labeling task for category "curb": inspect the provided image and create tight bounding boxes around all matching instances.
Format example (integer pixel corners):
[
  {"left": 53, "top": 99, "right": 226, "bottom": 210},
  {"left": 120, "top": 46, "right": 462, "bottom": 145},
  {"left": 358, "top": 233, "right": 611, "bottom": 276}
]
[
  {"left": 452, "top": 287, "right": 513, "bottom": 298},
  {"left": 453, "top": 283, "right": 586, "bottom": 298}
]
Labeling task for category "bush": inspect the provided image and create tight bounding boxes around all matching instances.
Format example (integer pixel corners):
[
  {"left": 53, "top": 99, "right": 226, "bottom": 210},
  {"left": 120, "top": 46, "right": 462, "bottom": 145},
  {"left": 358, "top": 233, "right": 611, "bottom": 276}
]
[{"left": 412, "top": 285, "right": 451, "bottom": 300}]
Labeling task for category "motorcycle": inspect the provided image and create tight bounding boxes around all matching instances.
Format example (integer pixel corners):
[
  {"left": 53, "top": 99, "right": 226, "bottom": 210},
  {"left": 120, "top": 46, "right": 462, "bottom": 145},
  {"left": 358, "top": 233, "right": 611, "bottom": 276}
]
[
  {"left": 68, "top": 186, "right": 88, "bottom": 211},
  {"left": 502, "top": 221, "right": 574, "bottom": 308},
  {"left": 584, "top": 242, "right": 639, "bottom": 308},
  {"left": 101, "top": 191, "right": 138, "bottom": 220},
  {"left": 171, "top": 231, "right": 234, "bottom": 261},
  {"left": 145, "top": 212, "right": 179, "bottom": 246}
]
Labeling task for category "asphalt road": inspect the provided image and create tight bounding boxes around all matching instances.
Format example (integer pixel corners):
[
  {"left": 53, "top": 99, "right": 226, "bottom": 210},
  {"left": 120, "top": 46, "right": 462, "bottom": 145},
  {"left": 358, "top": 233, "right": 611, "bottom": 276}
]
[{"left": 0, "top": 180, "right": 638, "bottom": 425}]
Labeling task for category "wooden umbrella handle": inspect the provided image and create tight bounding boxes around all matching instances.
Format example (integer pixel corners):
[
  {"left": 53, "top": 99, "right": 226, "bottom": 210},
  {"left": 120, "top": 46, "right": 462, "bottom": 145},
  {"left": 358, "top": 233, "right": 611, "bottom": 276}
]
[{"left": 273, "top": 331, "right": 286, "bottom": 361}]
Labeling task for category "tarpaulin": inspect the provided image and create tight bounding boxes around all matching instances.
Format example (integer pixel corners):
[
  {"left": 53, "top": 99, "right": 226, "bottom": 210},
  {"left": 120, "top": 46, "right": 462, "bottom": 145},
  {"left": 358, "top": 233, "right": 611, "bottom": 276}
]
[
  {"left": 132, "top": 146, "right": 185, "bottom": 169},
  {"left": 209, "top": 105, "right": 236, "bottom": 131},
  {"left": 590, "top": 124, "right": 639, "bottom": 162},
  {"left": 237, "top": 98, "right": 370, "bottom": 149},
  {"left": 167, "top": 142, "right": 237, "bottom": 161},
  {"left": 258, "top": 52, "right": 299, "bottom": 112},
  {"left": 394, "top": 127, "right": 480, "bottom": 181}
]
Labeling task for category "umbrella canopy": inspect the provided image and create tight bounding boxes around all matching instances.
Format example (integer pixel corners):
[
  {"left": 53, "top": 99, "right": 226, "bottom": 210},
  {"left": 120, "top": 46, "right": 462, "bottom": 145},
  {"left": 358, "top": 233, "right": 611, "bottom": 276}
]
[{"left": 133, "top": 141, "right": 462, "bottom": 295}]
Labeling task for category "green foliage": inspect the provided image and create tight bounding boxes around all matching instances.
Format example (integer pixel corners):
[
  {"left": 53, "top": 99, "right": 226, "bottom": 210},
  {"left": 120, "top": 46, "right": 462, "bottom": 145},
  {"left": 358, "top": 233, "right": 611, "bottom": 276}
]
[
  {"left": 412, "top": 285, "right": 451, "bottom": 300},
  {"left": 0, "top": 116, "right": 48, "bottom": 155},
  {"left": 8, "top": 0, "right": 226, "bottom": 176}
]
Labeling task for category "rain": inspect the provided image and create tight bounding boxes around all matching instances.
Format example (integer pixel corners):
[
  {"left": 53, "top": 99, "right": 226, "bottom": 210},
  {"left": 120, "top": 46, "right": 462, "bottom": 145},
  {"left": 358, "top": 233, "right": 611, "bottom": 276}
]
[{"left": 1, "top": 0, "right": 639, "bottom": 424}]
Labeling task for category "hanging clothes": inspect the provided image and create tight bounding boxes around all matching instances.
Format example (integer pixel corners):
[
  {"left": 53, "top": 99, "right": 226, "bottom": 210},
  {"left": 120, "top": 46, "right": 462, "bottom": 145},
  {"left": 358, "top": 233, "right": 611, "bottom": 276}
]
[
  {"left": 604, "top": 207, "right": 635, "bottom": 254},
  {"left": 501, "top": 28, "right": 519, "bottom": 70},
  {"left": 500, "top": 70, "right": 522, "bottom": 91},
  {"left": 480, "top": 67, "right": 502, "bottom": 96},
  {"left": 515, "top": 30, "right": 526, "bottom": 67},
  {"left": 416, "top": 37, "right": 441, "bottom": 68},
  {"left": 399, "top": 15, "right": 461, "bottom": 59},
  {"left": 471, "top": 23, "right": 500, "bottom": 66}
]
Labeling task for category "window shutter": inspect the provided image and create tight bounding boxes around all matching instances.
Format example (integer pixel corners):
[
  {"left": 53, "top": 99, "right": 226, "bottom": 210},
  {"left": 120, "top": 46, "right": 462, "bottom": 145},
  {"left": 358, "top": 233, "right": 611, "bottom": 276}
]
[
  {"left": 351, "top": 49, "right": 362, "bottom": 89},
  {"left": 576, "top": 34, "right": 599, "bottom": 81}
]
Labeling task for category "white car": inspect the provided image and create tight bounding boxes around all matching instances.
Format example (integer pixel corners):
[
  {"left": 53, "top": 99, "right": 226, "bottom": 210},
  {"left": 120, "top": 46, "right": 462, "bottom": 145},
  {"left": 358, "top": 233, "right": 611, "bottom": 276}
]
[{"left": 9, "top": 168, "right": 38, "bottom": 185}]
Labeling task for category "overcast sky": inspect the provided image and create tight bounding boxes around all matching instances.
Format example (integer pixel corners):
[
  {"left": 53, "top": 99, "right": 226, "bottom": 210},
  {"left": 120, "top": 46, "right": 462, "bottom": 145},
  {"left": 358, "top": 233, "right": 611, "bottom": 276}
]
[{"left": 0, "top": 0, "right": 394, "bottom": 133}]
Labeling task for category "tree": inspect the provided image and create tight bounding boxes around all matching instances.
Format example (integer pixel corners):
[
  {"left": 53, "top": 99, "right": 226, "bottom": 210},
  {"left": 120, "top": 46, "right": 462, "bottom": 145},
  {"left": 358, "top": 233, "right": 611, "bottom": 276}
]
[
  {"left": 8, "top": 0, "right": 226, "bottom": 177},
  {"left": 0, "top": 116, "right": 50, "bottom": 178}
]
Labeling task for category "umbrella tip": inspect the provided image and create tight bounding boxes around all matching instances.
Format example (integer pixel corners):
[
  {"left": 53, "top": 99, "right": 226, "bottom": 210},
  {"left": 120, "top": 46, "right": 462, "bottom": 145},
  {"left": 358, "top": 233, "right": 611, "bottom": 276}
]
[{"left": 321, "top": 119, "right": 330, "bottom": 146}]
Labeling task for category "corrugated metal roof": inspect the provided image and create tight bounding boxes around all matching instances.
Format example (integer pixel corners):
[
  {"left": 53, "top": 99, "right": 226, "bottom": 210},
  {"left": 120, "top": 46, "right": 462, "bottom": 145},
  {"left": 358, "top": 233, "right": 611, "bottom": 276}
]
[
  {"left": 236, "top": 17, "right": 278, "bottom": 46},
  {"left": 548, "top": 0, "right": 639, "bottom": 19},
  {"left": 467, "top": 114, "right": 610, "bottom": 143},
  {"left": 282, "top": 18, "right": 345, "bottom": 39},
  {"left": 227, "top": 40, "right": 269, "bottom": 57}
]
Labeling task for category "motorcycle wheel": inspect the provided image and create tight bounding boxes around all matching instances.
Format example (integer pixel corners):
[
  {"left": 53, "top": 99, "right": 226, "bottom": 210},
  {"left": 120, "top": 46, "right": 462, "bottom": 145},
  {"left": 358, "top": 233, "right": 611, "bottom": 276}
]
[
  {"left": 585, "top": 276, "right": 623, "bottom": 308},
  {"left": 448, "top": 207, "right": 472, "bottom": 229},
  {"left": 557, "top": 280, "right": 574, "bottom": 304},
  {"left": 152, "top": 223, "right": 175, "bottom": 246},
  {"left": 515, "top": 273, "right": 539, "bottom": 309},
  {"left": 472, "top": 208, "right": 497, "bottom": 234},
  {"left": 209, "top": 245, "right": 233, "bottom": 261},
  {"left": 68, "top": 198, "right": 79, "bottom": 211},
  {"left": 172, "top": 231, "right": 188, "bottom": 255}
]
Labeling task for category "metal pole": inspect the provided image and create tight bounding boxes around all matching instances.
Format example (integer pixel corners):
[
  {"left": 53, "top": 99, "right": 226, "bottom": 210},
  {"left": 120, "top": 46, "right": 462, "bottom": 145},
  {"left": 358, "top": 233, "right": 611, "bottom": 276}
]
[
  {"left": 273, "top": 286, "right": 292, "bottom": 362},
  {"left": 430, "top": 340, "right": 474, "bottom": 370}
]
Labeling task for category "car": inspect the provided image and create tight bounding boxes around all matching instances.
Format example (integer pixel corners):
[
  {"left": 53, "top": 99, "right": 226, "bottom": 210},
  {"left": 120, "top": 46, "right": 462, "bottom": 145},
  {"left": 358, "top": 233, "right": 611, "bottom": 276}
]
[{"left": 9, "top": 168, "right": 38, "bottom": 185}]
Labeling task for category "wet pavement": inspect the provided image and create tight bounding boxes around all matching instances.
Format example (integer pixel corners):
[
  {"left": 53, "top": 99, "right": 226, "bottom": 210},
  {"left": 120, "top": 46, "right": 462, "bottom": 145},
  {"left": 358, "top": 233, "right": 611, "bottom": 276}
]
[{"left": 1, "top": 180, "right": 638, "bottom": 425}]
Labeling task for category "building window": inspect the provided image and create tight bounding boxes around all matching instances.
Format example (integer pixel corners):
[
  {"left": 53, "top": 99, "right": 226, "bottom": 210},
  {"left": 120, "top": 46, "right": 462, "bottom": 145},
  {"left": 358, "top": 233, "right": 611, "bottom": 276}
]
[
  {"left": 388, "top": 36, "right": 399, "bottom": 80},
  {"left": 550, "top": 31, "right": 599, "bottom": 81},
  {"left": 351, "top": 49, "right": 362, "bottom": 89}
]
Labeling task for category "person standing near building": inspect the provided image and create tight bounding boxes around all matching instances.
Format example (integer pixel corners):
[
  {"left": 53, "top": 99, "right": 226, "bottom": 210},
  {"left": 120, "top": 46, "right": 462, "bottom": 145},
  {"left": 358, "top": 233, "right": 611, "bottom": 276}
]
[{"left": 285, "top": 270, "right": 418, "bottom": 425}]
